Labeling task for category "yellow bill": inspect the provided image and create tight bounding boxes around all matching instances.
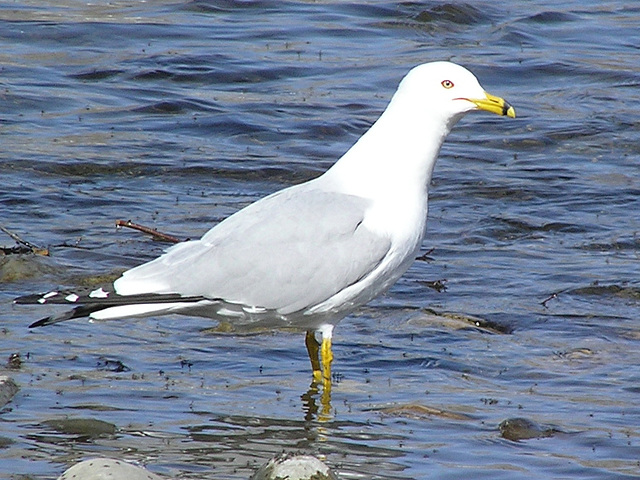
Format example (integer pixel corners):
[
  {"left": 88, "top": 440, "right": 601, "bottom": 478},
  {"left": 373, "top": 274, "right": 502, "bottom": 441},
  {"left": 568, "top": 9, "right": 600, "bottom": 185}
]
[{"left": 470, "top": 92, "right": 516, "bottom": 118}]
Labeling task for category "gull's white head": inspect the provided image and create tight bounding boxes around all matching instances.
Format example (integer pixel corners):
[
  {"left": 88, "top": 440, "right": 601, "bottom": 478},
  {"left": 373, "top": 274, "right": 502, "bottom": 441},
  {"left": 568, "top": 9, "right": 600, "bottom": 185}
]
[
  {"left": 324, "top": 61, "right": 515, "bottom": 197},
  {"left": 393, "top": 61, "right": 515, "bottom": 128}
]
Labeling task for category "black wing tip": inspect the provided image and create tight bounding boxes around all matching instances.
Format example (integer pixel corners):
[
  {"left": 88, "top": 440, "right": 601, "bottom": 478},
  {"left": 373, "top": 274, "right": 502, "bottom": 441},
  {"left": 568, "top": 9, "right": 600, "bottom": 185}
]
[
  {"left": 14, "top": 287, "right": 115, "bottom": 306},
  {"left": 19, "top": 290, "right": 211, "bottom": 329},
  {"left": 28, "top": 309, "right": 80, "bottom": 328},
  {"left": 29, "top": 317, "right": 53, "bottom": 328},
  {"left": 14, "top": 294, "right": 44, "bottom": 305},
  {"left": 28, "top": 304, "right": 109, "bottom": 328}
]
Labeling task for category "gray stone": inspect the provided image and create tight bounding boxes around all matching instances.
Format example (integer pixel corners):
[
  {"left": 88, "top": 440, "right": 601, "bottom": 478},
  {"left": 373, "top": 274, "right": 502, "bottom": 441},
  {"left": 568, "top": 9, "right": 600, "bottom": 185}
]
[
  {"left": 58, "top": 458, "right": 166, "bottom": 480},
  {"left": 251, "top": 453, "right": 339, "bottom": 480},
  {"left": 499, "top": 417, "right": 557, "bottom": 441},
  {"left": 0, "top": 376, "right": 19, "bottom": 408}
]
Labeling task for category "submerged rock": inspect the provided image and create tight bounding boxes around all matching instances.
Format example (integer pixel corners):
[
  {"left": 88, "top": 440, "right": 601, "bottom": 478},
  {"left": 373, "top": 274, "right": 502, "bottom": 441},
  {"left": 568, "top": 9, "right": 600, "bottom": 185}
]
[
  {"left": 58, "top": 458, "right": 166, "bottom": 480},
  {"left": 251, "top": 453, "right": 339, "bottom": 480},
  {"left": 43, "top": 418, "right": 117, "bottom": 437},
  {"left": 499, "top": 417, "right": 557, "bottom": 441},
  {"left": 0, "top": 376, "right": 19, "bottom": 408},
  {"left": 375, "top": 402, "right": 473, "bottom": 421}
]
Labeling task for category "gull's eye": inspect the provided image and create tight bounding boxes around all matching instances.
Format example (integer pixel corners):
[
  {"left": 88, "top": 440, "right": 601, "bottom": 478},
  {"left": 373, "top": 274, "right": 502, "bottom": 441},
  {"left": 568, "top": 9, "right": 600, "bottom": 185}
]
[{"left": 441, "top": 80, "right": 454, "bottom": 89}]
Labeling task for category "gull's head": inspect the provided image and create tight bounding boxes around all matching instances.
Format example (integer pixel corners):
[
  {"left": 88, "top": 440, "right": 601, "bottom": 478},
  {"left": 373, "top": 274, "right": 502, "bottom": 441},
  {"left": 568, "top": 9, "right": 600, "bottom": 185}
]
[{"left": 394, "top": 61, "right": 515, "bottom": 128}]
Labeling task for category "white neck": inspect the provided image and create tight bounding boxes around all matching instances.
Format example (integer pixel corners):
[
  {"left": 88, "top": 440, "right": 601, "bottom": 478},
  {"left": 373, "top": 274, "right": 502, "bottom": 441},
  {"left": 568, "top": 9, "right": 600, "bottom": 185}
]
[{"left": 320, "top": 89, "right": 458, "bottom": 202}]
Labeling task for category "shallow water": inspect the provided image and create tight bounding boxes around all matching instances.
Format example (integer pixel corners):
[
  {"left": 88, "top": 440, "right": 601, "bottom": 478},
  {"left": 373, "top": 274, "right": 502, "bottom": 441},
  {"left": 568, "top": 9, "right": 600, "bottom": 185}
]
[{"left": 2, "top": 1, "right": 640, "bottom": 479}]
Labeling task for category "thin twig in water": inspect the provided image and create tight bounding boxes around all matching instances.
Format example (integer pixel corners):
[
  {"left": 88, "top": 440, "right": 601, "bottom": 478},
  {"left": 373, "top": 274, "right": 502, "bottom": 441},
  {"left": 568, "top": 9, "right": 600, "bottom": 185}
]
[
  {"left": 541, "top": 290, "right": 569, "bottom": 308},
  {"left": 0, "top": 224, "right": 49, "bottom": 256},
  {"left": 416, "top": 247, "right": 436, "bottom": 262},
  {"left": 53, "top": 237, "right": 93, "bottom": 250},
  {"left": 115, "top": 220, "right": 182, "bottom": 244}
]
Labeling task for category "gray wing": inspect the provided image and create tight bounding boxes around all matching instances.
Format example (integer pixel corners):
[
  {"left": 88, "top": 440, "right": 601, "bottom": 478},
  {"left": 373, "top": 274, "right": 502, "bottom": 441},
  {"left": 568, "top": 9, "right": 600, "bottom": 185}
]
[{"left": 114, "top": 183, "right": 392, "bottom": 314}]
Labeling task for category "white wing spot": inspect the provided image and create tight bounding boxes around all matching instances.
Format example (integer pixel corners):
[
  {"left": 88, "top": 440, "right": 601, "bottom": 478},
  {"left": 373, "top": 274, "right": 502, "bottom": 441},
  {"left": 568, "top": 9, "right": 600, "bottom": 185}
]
[
  {"left": 65, "top": 293, "right": 80, "bottom": 303},
  {"left": 89, "top": 287, "right": 109, "bottom": 299},
  {"left": 216, "top": 307, "right": 245, "bottom": 318},
  {"left": 242, "top": 305, "right": 267, "bottom": 314},
  {"left": 43, "top": 291, "right": 58, "bottom": 300}
]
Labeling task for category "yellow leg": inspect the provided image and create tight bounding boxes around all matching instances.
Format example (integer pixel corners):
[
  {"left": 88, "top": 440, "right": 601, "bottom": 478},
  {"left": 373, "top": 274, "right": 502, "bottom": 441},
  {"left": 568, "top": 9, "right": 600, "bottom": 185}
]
[
  {"left": 320, "top": 335, "right": 333, "bottom": 382},
  {"left": 305, "top": 326, "right": 334, "bottom": 420},
  {"left": 305, "top": 330, "right": 323, "bottom": 383},
  {"left": 305, "top": 326, "right": 334, "bottom": 385},
  {"left": 318, "top": 326, "right": 334, "bottom": 419}
]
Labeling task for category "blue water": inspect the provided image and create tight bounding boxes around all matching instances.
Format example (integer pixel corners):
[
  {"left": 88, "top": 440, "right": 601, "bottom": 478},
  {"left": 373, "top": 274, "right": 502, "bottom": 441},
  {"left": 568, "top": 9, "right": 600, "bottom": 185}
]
[{"left": 2, "top": 1, "right": 640, "bottom": 479}]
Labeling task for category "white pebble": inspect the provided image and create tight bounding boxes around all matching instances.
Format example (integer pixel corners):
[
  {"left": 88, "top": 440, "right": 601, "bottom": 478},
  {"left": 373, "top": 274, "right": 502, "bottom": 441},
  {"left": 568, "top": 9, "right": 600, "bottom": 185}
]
[{"left": 58, "top": 458, "right": 167, "bottom": 480}]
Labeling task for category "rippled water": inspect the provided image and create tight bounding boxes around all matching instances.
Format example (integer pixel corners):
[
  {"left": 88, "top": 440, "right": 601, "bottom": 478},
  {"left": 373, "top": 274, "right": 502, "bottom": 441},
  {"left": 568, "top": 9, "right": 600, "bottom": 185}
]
[{"left": 2, "top": 1, "right": 640, "bottom": 479}]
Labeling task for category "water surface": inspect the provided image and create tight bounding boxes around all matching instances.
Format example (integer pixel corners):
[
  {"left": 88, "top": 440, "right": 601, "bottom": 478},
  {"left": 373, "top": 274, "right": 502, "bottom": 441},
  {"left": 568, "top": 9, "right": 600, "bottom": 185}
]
[{"left": 2, "top": 1, "right": 640, "bottom": 479}]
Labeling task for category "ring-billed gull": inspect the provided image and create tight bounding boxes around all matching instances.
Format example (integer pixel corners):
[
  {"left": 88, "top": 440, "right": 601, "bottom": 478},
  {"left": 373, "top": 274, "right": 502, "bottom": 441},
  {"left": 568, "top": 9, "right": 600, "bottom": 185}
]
[{"left": 16, "top": 61, "right": 515, "bottom": 387}]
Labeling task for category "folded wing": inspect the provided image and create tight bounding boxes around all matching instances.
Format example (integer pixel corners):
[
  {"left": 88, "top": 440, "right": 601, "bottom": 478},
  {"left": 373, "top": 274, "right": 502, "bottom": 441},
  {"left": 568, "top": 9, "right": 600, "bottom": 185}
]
[{"left": 113, "top": 184, "right": 392, "bottom": 315}]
